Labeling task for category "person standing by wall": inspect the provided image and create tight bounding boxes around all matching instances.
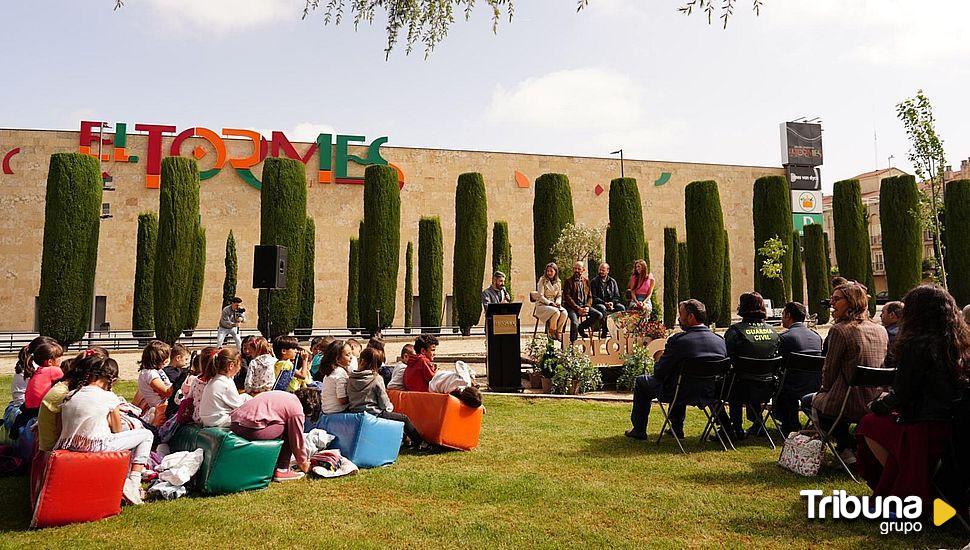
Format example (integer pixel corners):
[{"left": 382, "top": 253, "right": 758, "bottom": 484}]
[{"left": 217, "top": 297, "right": 245, "bottom": 349}]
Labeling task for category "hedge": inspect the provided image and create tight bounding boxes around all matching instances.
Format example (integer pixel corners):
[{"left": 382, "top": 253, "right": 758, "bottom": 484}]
[
  {"left": 605, "top": 177, "right": 644, "bottom": 279},
  {"left": 803, "top": 224, "right": 830, "bottom": 325},
  {"left": 662, "top": 228, "right": 679, "bottom": 328},
  {"left": 717, "top": 230, "right": 732, "bottom": 328},
  {"left": 404, "top": 241, "right": 414, "bottom": 329},
  {"left": 833, "top": 179, "right": 876, "bottom": 316},
  {"left": 453, "top": 173, "right": 488, "bottom": 335},
  {"left": 298, "top": 216, "right": 315, "bottom": 330},
  {"left": 880, "top": 175, "right": 923, "bottom": 300},
  {"left": 154, "top": 157, "right": 200, "bottom": 344},
  {"left": 677, "top": 242, "right": 690, "bottom": 303},
  {"left": 360, "top": 165, "right": 400, "bottom": 334},
  {"left": 791, "top": 230, "right": 804, "bottom": 304},
  {"left": 132, "top": 212, "right": 158, "bottom": 336},
  {"left": 185, "top": 226, "right": 206, "bottom": 330},
  {"left": 38, "top": 153, "right": 103, "bottom": 344},
  {"left": 685, "top": 180, "right": 725, "bottom": 323},
  {"left": 945, "top": 179, "right": 970, "bottom": 305},
  {"left": 533, "top": 173, "right": 575, "bottom": 279},
  {"left": 257, "top": 157, "right": 307, "bottom": 338},
  {"left": 492, "top": 221, "right": 512, "bottom": 294},
  {"left": 419, "top": 216, "right": 444, "bottom": 330},
  {"left": 347, "top": 237, "right": 360, "bottom": 329},
  {"left": 752, "top": 175, "right": 793, "bottom": 304},
  {"left": 222, "top": 230, "right": 237, "bottom": 308}
]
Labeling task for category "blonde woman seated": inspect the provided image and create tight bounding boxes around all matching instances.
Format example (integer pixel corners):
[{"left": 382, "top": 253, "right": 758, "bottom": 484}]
[{"left": 534, "top": 262, "right": 568, "bottom": 340}]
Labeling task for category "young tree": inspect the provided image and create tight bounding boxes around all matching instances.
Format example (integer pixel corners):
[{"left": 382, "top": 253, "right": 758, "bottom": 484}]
[
  {"left": 222, "top": 230, "right": 238, "bottom": 308},
  {"left": 133, "top": 212, "right": 158, "bottom": 336},
  {"left": 803, "top": 224, "right": 830, "bottom": 325},
  {"left": 685, "top": 180, "right": 725, "bottom": 324},
  {"left": 360, "top": 165, "right": 401, "bottom": 334},
  {"left": 38, "top": 153, "right": 103, "bottom": 344},
  {"left": 185, "top": 226, "right": 206, "bottom": 331},
  {"left": 605, "top": 177, "right": 645, "bottom": 278},
  {"left": 677, "top": 241, "right": 690, "bottom": 303},
  {"left": 347, "top": 238, "right": 360, "bottom": 329},
  {"left": 404, "top": 241, "right": 414, "bottom": 330},
  {"left": 154, "top": 157, "right": 200, "bottom": 344},
  {"left": 752, "top": 175, "right": 793, "bottom": 303},
  {"left": 533, "top": 173, "right": 575, "bottom": 279},
  {"left": 880, "top": 175, "right": 923, "bottom": 300},
  {"left": 945, "top": 180, "right": 970, "bottom": 305},
  {"left": 551, "top": 223, "right": 605, "bottom": 270},
  {"left": 832, "top": 179, "right": 876, "bottom": 316},
  {"left": 453, "top": 173, "right": 488, "bottom": 335},
  {"left": 492, "top": 221, "right": 512, "bottom": 294},
  {"left": 419, "top": 217, "right": 444, "bottom": 331},
  {"left": 662, "top": 228, "right": 679, "bottom": 328},
  {"left": 298, "top": 216, "right": 316, "bottom": 331},
  {"left": 790, "top": 230, "right": 804, "bottom": 304},
  {"left": 717, "top": 230, "right": 732, "bottom": 328}
]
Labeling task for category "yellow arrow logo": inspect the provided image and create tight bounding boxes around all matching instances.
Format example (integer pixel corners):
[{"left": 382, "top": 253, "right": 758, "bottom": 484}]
[{"left": 934, "top": 498, "right": 957, "bottom": 527}]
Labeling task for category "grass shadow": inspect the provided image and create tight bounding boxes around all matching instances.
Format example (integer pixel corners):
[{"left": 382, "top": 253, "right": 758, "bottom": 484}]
[{"left": 0, "top": 475, "right": 32, "bottom": 532}]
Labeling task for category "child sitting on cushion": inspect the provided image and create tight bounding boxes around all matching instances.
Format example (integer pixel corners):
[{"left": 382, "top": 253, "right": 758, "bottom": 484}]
[
  {"left": 347, "top": 347, "right": 425, "bottom": 448},
  {"left": 245, "top": 336, "right": 277, "bottom": 395},
  {"left": 272, "top": 336, "right": 310, "bottom": 392},
  {"left": 136, "top": 340, "right": 173, "bottom": 413},
  {"left": 308, "top": 336, "right": 334, "bottom": 379},
  {"left": 386, "top": 344, "right": 415, "bottom": 390},
  {"left": 314, "top": 340, "right": 352, "bottom": 414},
  {"left": 199, "top": 348, "right": 252, "bottom": 428},
  {"left": 37, "top": 347, "right": 109, "bottom": 453},
  {"left": 10, "top": 341, "right": 65, "bottom": 439},
  {"left": 230, "top": 388, "right": 321, "bottom": 482},
  {"left": 403, "top": 334, "right": 439, "bottom": 392}
]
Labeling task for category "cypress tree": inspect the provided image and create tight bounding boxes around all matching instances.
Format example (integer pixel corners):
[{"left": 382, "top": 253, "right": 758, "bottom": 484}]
[
  {"left": 662, "top": 228, "right": 679, "bottom": 328},
  {"left": 717, "top": 230, "right": 732, "bottom": 328},
  {"left": 360, "top": 165, "right": 400, "bottom": 334},
  {"left": 685, "top": 180, "right": 725, "bottom": 323},
  {"left": 605, "top": 177, "right": 644, "bottom": 278},
  {"left": 532, "top": 173, "right": 575, "bottom": 279},
  {"left": 945, "top": 180, "right": 970, "bottom": 305},
  {"left": 880, "top": 175, "right": 923, "bottom": 300},
  {"left": 791, "top": 230, "right": 804, "bottom": 304},
  {"left": 752, "top": 175, "right": 793, "bottom": 303},
  {"left": 419, "top": 217, "right": 444, "bottom": 330},
  {"left": 833, "top": 179, "right": 876, "bottom": 315},
  {"left": 404, "top": 241, "right": 414, "bottom": 330},
  {"left": 185, "top": 226, "right": 206, "bottom": 331},
  {"left": 154, "top": 157, "right": 200, "bottom": 344},
  {"left": 824, "top": 232, "right": 833, "bottom": 276},
  {"left": 38, "top": 153, "right": 102, "bottom": 344},
  {"left": 347, "top": 238, "right": 360, "bottom": 329},
  {"left": 803, "top": 224, "right": 830, "bottom": 325},
  {"left": 357, "top": 221, "right": 365, "bottom": 327},
  {"left": 132, "top": 212, "right": 158, "bottom": 336},
  {"left": 257, "top": 157, "right": 307, "bottom": 338},
  {"left": 298, "top": 217, "right": 315, "bottom": 331},
  {"left": 222, "top": 230, "right": 237, "bottom": 308},
  {"left": 453, "top": 173, "right": 488, "bottom": 335},
  {"left": 492, "top": 221, "right": 512, "bottom": 294},
  {"left": 677, "top": 242, "right": 690, "bottom": 302}
]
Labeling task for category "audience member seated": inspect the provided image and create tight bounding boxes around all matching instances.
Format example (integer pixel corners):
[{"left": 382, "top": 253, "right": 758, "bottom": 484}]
[
  {"left": 184, "top": 347, "right": 218, "bottom": 426},
  {"left": 56, "top": 356, "right": 153, "bottom": 505},
  {"left": 308, "top": 336, "right": 334, "bottom": 379},
  {"left": 230, "top": 388, "right": 321, "bottom": 482},
  {"left": 272, "top": 336, "right": 310, "bottom": 392},
  {"left": 162, "top": 344, "right": 191, "bottom": 415},
  {"left": 880, "top": 301, "right": 903, "bottom": 367},
  {"left": 724, "top": 292, "right": 780, "bottom": 440},
  {"left": 590, "top": 262, "right": 626, "bottom": 338},
  {"left": 404, "top": 334, "right": 440, "bottom": 392},
  {"left": 387, "top": 345, "right": 415, "bottom": 390},
  {"left": 244, "top": 337, "right": 276, "bottom": 395},
  {"left": 11, "top": 342, "right": 65, "bottom": 439},
  {"left": 199, "top": 349, "right": 252, "bottom": 428},
  {"left": 627, "top": 259, "right": 655, "bottom": 312},
  {"left": 534, "top": 262, "right": 568, "bottom": 340},
  {"left": 774, "top": 302, "right": 823, "bottom": 436},
  {"left": 348, "top": 347, "right": 425, "bottom": 448},
  {"left": 481, "top": 270, "right": 512, "bottom": 310},
  {"left": 429, "top": 362, "right": 484, "bottom": 409},
  {"left": 314, "top": 339, "right": 352, "bottom": 414},
  {"left": 807, "top": 282, "right": 888, "bottom": 466},
  {"left": 626, "top": 299, "right": 727, "bottom": 440},
  {"left": 136, "top": 340, "right": 172, "bottom": 415},
  {"left": 564, "top": 261, "right": 602, "bottom": 342},
  {"left": 37, "top": 348, "right": 109, "bottom": 453},
  {"left": 4, "top": 336, "right": 58, "bottom": 438},
  {"left": 856, "top": 285, "right": 969, "bottom": 502}
]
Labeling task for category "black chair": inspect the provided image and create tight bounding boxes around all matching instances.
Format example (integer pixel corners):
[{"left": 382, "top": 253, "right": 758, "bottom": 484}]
[
  {"left": 812, "top": 365, "right": 896, "bottom": 481},
  {"left": 656, "top": 357, "right": 735, "bottom": 453},
  {"left": 726, "top": 356, "right": 784, "bottom": 449},
  {"left": 774, "top": 352, "right": 824, "bottom": 437}
]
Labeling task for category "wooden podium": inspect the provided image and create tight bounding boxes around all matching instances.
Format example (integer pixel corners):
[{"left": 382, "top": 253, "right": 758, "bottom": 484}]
[{"left": 485, "top": 302, "right": 522, "bottom": 392}]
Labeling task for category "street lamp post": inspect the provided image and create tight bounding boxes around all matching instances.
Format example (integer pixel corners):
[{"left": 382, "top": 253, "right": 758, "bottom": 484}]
[{"left": 610, "top": 149, "right": 624, "bottom": 178}]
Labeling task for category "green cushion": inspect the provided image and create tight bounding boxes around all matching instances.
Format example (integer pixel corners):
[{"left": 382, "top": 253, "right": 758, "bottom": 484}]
[{"left": 169, "top": 424, "right": 282, "bottom": 495}]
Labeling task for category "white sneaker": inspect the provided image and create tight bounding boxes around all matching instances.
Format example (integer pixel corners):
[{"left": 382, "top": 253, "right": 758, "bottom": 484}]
[
  {"left": 122, "top": 477, "right": 144, "bottom": 505},
  {"left": 839, "top": 448, "right": 857, "bottom": 466}
]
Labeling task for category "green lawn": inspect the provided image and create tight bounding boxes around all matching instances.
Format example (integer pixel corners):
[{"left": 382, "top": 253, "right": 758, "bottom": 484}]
[{"left": 0, "top": 375, "right": 965, "bottom": 548}]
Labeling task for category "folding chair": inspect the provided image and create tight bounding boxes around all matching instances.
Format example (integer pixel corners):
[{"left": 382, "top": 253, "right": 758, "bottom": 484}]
[
  {"left": 774, "top": 352, "right": 824, "bottom": 437},
  {"left": 726, "top": 356, "right": 783, "bottom": 449},
  {"left": 656, "top": 357, "right": 734, "bottom": 453},
  {"left": 812, "top": 365, "right": 896, "bottom": 482}
]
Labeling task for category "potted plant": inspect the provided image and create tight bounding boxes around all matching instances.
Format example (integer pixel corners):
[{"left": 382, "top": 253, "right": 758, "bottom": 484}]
[
  {"left": 617, "top": 344, "right": 654, "bottom": 391},
  {"left": 547, "top": 346, "right": 602, "bottom": 395},
  {"left": 525, "top": 334, "right": 556, "bottom": 390}
]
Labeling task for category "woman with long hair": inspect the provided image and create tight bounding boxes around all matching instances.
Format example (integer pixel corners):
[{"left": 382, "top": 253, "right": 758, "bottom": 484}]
[
  {"left": 627, "top": 259, "right": 655, "bottom": 312},
  {"left": 857, "top": 285, "right": 970, "bottom": 502},
  {"left": 534, "top": 262, "right": 568, "bottom": 340}
]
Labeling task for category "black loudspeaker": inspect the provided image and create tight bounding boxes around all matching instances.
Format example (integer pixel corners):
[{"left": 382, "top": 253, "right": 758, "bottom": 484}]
[{"left": 253, "top": 245, "right": 287, "bottom": 289}]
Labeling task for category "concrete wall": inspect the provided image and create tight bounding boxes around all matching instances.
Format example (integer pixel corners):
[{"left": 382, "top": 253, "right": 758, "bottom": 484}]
[{"left": 0, "top": 128, "right": 785, "bottom": 332}]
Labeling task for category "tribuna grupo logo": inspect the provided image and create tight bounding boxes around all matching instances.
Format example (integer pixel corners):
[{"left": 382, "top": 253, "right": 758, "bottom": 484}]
[{"left": 802, "top": 489, "right": 960, "bottom": 535}]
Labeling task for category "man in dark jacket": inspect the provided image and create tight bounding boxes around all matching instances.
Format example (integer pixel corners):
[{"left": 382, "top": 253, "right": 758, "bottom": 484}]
[
  {"left": 626, "top": 299, "right": 727, "bottom": 439},
  {"left": 590, "top": 262, "right": 626, "bottom": 338},
  {"left": 563, "top": 261, "right": 602, "bottom": 342},
  {"left": 774, "top": 302, "right": 823, "bottom": 435}
]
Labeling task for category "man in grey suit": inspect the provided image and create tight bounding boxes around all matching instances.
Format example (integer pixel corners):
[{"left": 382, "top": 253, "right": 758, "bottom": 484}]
[{"left": 774, "top": 302, "right": 823, "bottom": 435}]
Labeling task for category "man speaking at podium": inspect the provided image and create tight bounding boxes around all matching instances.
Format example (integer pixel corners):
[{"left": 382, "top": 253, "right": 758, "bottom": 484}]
[{"left": 481, "top": 271, "right": 511, "bottom": 310}]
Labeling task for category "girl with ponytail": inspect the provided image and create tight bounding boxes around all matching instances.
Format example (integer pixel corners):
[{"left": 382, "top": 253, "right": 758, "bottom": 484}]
[
  {"left": 9, "top": 341, "right": 65, "bottom": 439},
  {"left": 37, "top": 347, "right": 109, "bottom": 452},
  {"left": 4, "top": 336, "right": 57, "bottom": 435}
]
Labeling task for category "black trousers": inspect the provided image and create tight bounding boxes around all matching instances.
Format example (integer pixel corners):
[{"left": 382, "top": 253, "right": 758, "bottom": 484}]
[{"left": 378, "top": 410, "right": 424, "bottom": 446}]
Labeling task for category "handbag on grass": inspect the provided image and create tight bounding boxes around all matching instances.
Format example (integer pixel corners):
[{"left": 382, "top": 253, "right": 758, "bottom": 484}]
[{"left": 777, "top": 432, "right": 824, "bottom": 476}]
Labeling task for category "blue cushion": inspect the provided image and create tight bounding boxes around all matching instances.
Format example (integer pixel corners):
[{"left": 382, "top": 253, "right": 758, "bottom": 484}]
[{"left": 307, "top": 413, "right": 403, "bottom": 468}]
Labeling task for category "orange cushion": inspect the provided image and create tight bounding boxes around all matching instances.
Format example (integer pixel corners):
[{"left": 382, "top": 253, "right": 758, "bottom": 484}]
[
  {"left": 387, "top": 390, "right": 483, "bottom": 450},
  {"left": 31, "top": 450, "right": 130, "bottom": 529}
]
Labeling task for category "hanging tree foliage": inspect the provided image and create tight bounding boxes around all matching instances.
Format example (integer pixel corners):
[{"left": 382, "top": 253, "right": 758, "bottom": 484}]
[{"left": 133, "top": 212, "right": 158, "bottom": 336}]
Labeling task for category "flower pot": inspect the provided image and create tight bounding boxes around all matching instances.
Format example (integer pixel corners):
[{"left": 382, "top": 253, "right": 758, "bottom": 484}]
[
  {"left": 529, "top": 372, "right": 543, "bottom": 389},
  {"left": 540, "top": 376, "right": 552, "bottom": 393}
]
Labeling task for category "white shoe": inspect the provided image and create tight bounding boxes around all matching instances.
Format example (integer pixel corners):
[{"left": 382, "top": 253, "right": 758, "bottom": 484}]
[
  {"left": 122, "top": 477, "right": 144, "bottom": 505},
  {"left": 839, "top": 448, "right": 857, "bottom": 466}
]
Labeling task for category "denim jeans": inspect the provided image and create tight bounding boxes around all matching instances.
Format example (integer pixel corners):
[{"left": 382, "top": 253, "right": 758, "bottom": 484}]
[{"left": 216, "top": 326, "right": 242, "bottom": 348}]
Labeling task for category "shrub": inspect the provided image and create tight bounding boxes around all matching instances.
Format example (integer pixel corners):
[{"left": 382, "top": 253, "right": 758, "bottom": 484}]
[
  {"left": 685, "top": 180, "right": 725, "bottom": 323},
  {"left": 154, "top": 157, "right": 200, "bottom": 344},
  {"left": 880, "top": 175, "right": 923, "bottom": 300},
  {"left": 38, "top": 153, "right": 103, "bottom": 344},
  {"left": 257, "top": 157, "right": 307, "bottom": 338},
  {"left": 677, "top": 242, "right": 690, "bottom": 302},
  {"left": 453, "top": 173, "right": 488, "bottom": 335},
  {"left": 791, "top": 231, "right": 804, "bottom": 304},
  {"left": 347, "top": 237, "right": 360, "bottom": 329},
  {"left": 298, "top": 216, "right": 315, "bottom": 330},
  {"left": 404, "top": 241, "right": 414, "bottom": 329},
  {"left": 662, "top": 228, "right": 679, "bottom": 328},
  {"left": 547, "top": 346, "right": 602, "bottom": 394},
  {"left": 533, "top": 173, "right": 575, "bottom": 279},
  {"left": 605, "top": 177, "right": 644, "bottom": 278},
  {"left": 525, "top": 334, "right": 556, "bottom": 378},
  {"left": 492, "top": 221, "right": 512, "bottom": 294},
  {"left": 752, "top": 175, "right": 793, "bottom": 303},
  {"left": 617, "top": 345, "right": 654, "bottom": 391},
  {"left": 803, "top": 224, "right": 830, "bottom": 325},
  {"left": 419, "top": 217, "right": 444, "bottom": 330},
  {"left": 717, "top": 229, "right": 732, "bottom": 328},
  {"left": 185, "top": 226, "right": 206, "bottom": 330},
  {"left": 945, "top": 179, "right": 970, "bottom": 305},
  {"left": 222, "top": 230, "right": 237, "bottom": 308},
  {"left": 832, "top": 179, "right": 876, "bottom": 315},
  {"left": 132, "top": 212, "right": 158, "bottom": 336},
  {"left": 359, "top": 165, "right": 400, "bottom": 334}
]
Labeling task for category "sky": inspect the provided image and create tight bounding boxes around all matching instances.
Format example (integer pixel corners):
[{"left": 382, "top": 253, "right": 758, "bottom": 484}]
[{"left": 2, "top": 0, "right": 969, "bottom": 192}]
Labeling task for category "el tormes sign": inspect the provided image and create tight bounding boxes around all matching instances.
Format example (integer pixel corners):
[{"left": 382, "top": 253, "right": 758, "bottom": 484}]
[{"left": 77, "top": 120, "right": 403, "bottom": 190}]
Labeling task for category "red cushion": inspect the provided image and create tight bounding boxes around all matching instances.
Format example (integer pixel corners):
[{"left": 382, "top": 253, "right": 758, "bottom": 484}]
[
  {"left": 31, "top": 450, "right": 130, "bottom": 529},
  {"left": 387, "top": 390, "right": 483, "bottom": 450}
]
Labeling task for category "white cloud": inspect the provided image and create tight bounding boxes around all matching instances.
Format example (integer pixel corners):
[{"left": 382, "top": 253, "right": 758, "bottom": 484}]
[{"left": 145, "top": 0, "right": 301, "bottom": 33}]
